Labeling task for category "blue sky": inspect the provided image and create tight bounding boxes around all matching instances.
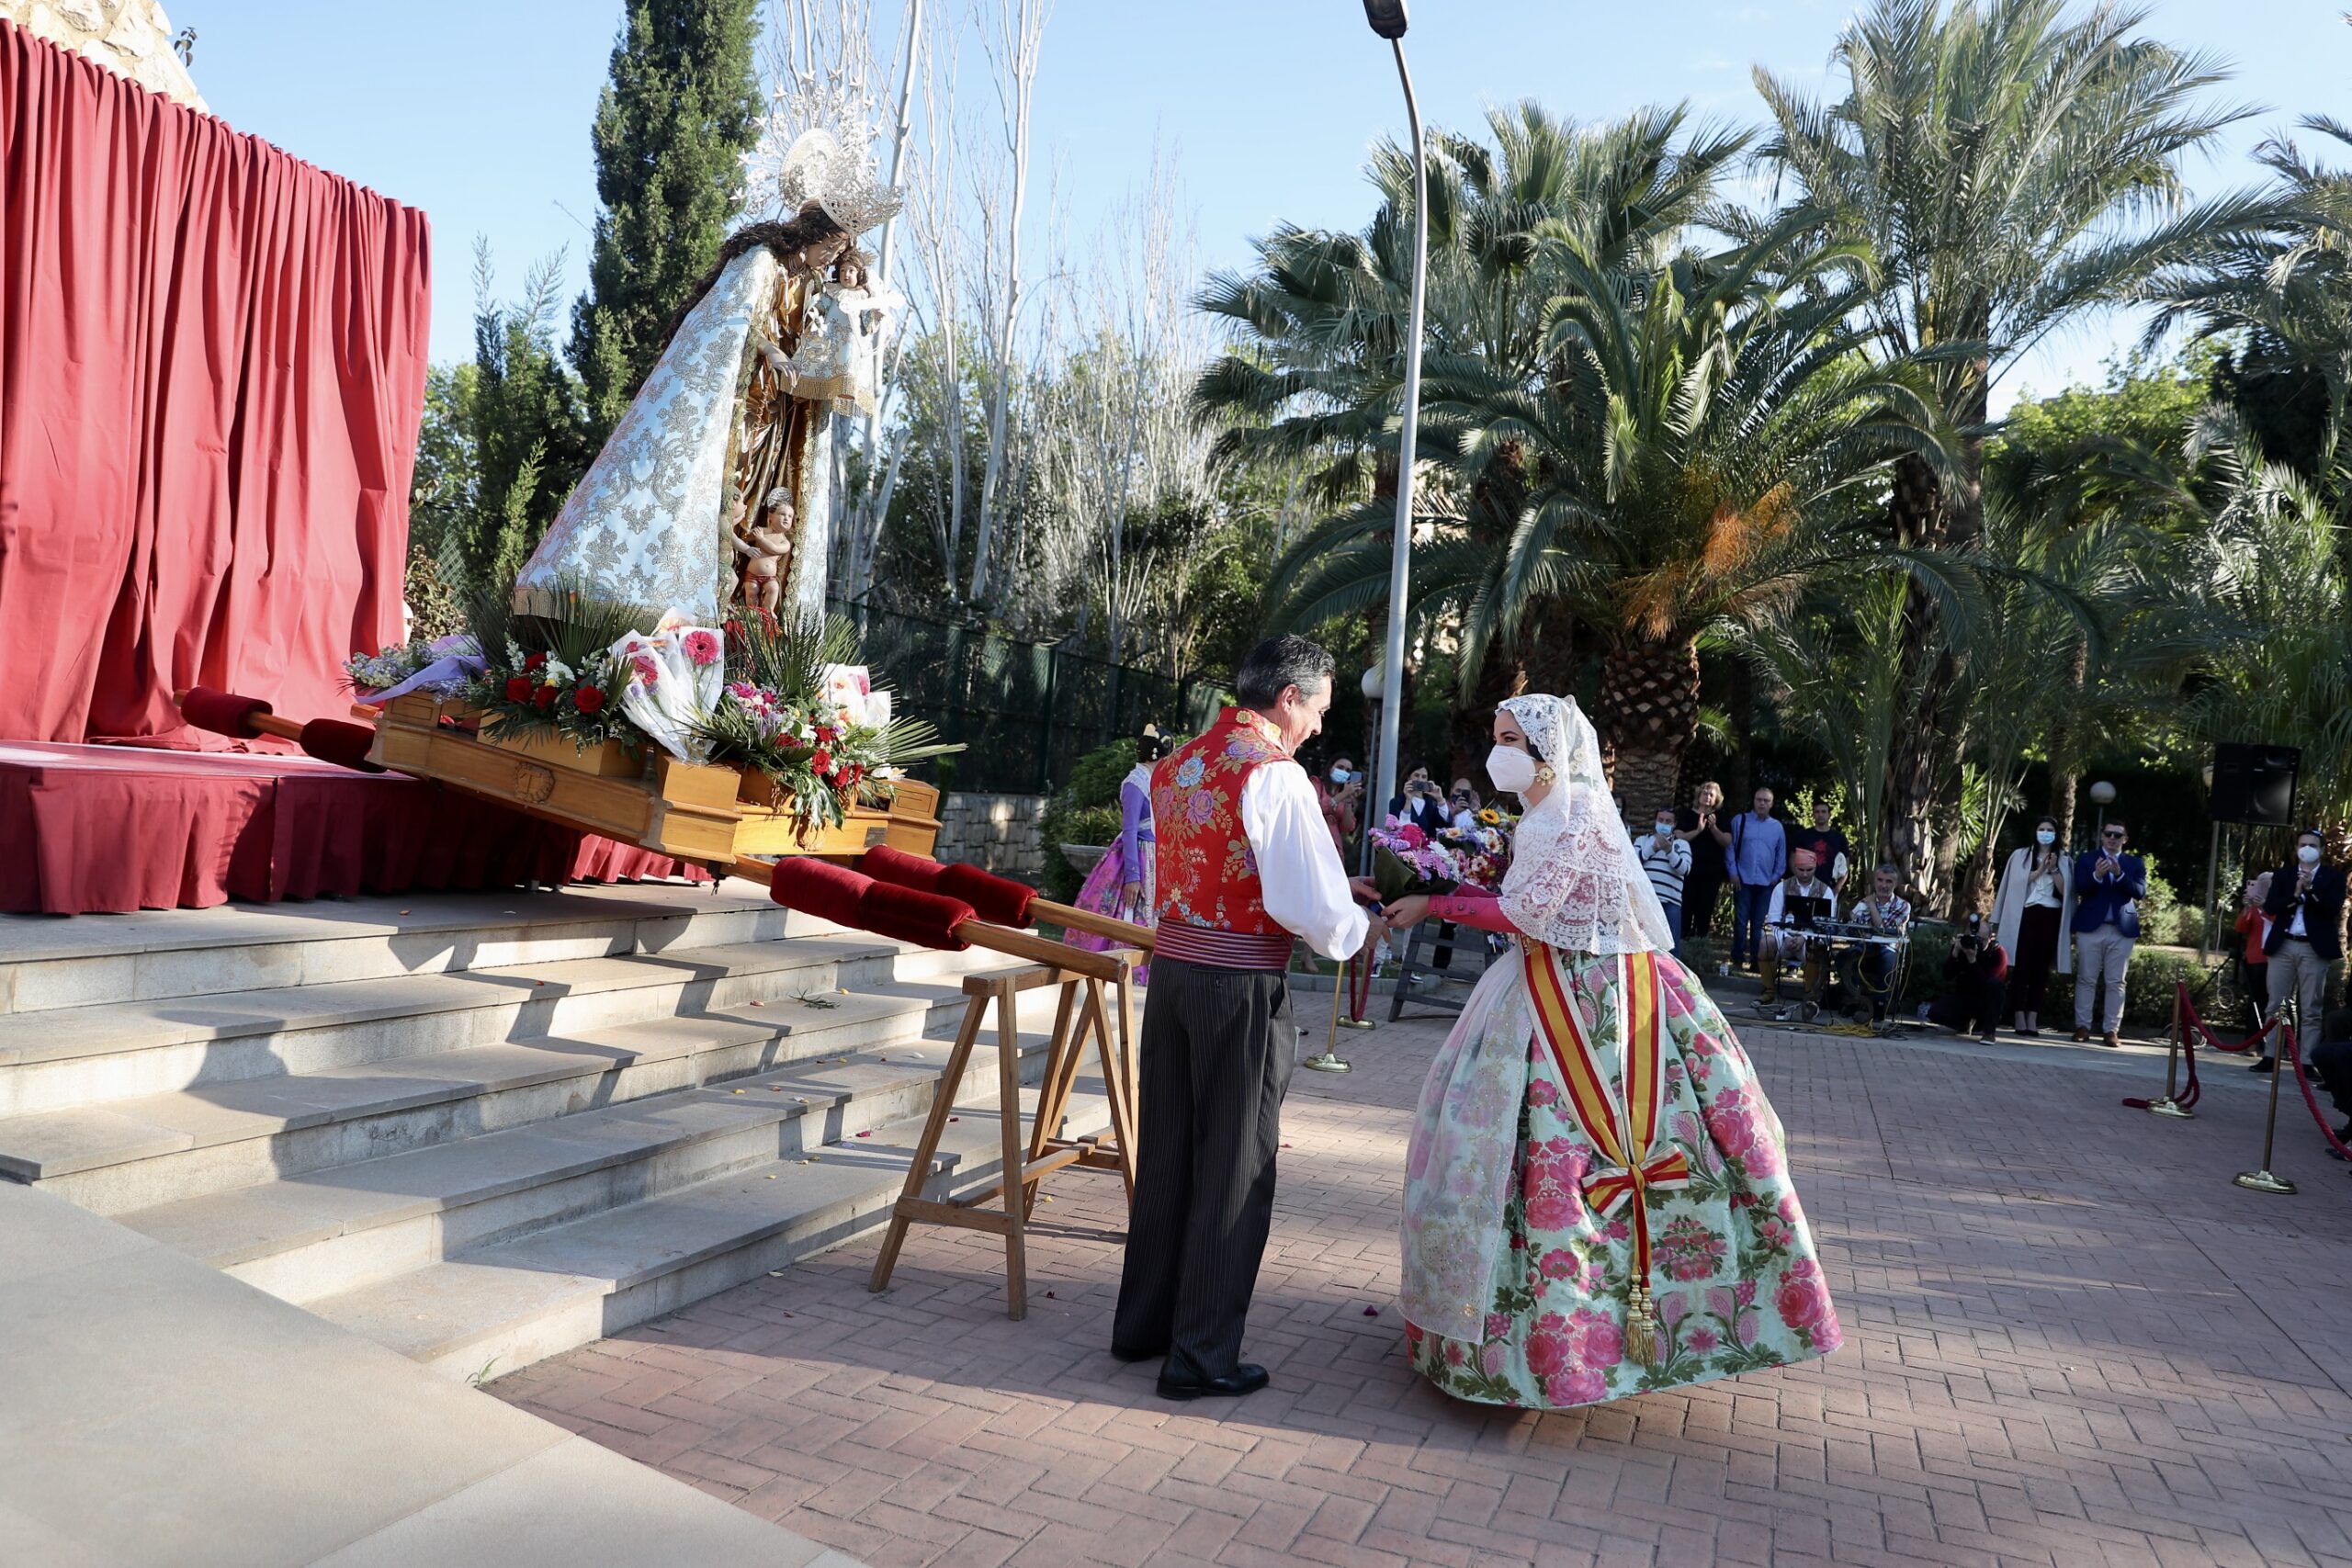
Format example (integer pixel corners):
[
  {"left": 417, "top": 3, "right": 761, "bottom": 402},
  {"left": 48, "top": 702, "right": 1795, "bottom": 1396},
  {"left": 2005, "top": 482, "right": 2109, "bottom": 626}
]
[{"left": 175, "top": 0, "right": 2344, "bottom": 408}]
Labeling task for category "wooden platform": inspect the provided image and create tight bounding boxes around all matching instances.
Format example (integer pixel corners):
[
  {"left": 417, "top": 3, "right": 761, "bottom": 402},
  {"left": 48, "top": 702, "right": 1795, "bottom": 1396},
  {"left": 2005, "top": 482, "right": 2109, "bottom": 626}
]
[{"left": 367, "top": 694, "right": 941, "bottom": 865}]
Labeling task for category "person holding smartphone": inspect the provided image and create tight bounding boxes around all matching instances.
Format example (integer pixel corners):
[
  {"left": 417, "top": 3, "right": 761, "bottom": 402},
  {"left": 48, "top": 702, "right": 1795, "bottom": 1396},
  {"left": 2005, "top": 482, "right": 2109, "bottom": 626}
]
[
  {"left": 1639, "top": 804, "right": 1693, "bottom": 957},
  {"left": 1387, "top": 763, "right": 1449, "bottom": 837}
]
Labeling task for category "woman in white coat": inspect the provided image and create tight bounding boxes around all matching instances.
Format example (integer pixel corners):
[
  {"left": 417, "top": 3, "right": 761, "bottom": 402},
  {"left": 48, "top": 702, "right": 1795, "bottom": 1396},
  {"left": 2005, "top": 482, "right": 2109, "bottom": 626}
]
[{"left": 1992, "top": 817, "right": 2073, "bottom": 1036}]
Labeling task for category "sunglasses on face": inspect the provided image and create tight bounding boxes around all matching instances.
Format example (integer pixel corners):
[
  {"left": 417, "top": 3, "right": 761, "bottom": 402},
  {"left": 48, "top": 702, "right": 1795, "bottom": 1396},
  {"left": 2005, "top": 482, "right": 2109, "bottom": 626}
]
[{"left": 2102, "top": 831, "right": 2125, "bottom": 840}]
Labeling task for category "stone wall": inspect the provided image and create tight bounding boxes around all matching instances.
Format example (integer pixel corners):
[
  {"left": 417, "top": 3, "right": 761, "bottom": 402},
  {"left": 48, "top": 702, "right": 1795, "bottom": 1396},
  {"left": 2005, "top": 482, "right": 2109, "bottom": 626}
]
[
  {"left": 4, "top": 0, "right": 205, "bottom": 108},
  {"left": 936, "top": 792, "right": 1048, "bottom": 882}
]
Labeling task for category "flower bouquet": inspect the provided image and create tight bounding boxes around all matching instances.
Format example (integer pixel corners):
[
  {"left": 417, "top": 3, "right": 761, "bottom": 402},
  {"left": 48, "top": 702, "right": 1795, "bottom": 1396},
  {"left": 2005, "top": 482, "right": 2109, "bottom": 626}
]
[
  {"left": 460, "top": 583, "right": 655, "bottom": 769},
  {"left": 1368, "top": 817, "right": 1464, "bottom": 902},
  {"left": 692, "top": 610, "right": 959, "bottom": 840}
]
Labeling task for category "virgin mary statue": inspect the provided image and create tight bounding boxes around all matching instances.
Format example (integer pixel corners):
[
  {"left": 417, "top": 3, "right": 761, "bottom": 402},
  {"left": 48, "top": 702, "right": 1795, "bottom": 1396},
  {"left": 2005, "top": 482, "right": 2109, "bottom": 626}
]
[{"left": 1385, "top": 694, "right": 1843, "bottom": 1408}]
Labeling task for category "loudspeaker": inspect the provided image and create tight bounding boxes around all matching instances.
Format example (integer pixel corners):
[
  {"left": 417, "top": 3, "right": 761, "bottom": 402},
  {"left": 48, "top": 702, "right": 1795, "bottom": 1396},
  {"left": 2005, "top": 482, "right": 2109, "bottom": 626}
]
[{"left": 2210, "top": 742, "right": 2301, "bottom": 827}]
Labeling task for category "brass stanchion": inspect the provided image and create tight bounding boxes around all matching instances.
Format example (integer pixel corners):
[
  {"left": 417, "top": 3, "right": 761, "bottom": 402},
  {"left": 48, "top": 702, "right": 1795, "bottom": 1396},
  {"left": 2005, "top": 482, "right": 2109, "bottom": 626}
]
[
  {"left": 1301, "top": 953, "right": 1356, "bottom": 1073},
  {"left": 2145, "top": 985, "right": 2195, "bottom": 1120},
  {"left": 2234, "top": 1021, "right": 2298, "bottom": 1195}
]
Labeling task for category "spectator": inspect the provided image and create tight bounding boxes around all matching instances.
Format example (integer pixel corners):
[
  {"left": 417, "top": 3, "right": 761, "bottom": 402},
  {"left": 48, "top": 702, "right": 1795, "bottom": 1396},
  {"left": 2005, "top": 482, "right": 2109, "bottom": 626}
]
[
  {"left": 1318, "top": 755, "right": 1364, "bottom": 859},
  {"left": 1447, "top": 779, "right": 1483, "bottom": 832},
  {"left": 1924, "top": 913, "right": 2007, "bottom": 1042},
  {"left": 1991, "top": 816, "right": 2069, "bottom": 1036},
  {"left": 1725, "top": 786, "right": 1788, "bottom": 973},
  {"left": 1387, "top": 763, "right": 1450, "bottom": 838},
  {"left": 1678, "top": 781, "right": 1731, "bottom": 943},
  {"left": 1851, "top": 863, "right": 1913, "bottom": 1023},
  {"left": 1789, "top": 798, "right": 1851, "bottom": 890},
  {"left": 1758, "top": 849, "right": 1837, "bottom": 1017},
  {"left": 1638, "top": 805, "right": 1693, "bottom": 957},
  {"left": 2234, "top": 872, "right": 2274, "bottom": 1063},
  {"left": 2258, "top": 829, "right": 2346, "bottom": 1071},
  {"left": 2071, "top": 820, "right": 2144, "bottom": 1048}
]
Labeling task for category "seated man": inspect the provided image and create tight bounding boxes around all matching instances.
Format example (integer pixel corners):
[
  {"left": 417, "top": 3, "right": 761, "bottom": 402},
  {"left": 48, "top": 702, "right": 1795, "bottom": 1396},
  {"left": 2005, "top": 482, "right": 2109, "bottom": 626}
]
[
  {"left": 1758, "top": 849, "right": 1838, "bottom": 1017},
  {"left": 1850, "top": 863, "right": 1913, "bottom": 1022},
  {"left": 1924, "top": 913, "right": 2007, "bottom": 1042}
]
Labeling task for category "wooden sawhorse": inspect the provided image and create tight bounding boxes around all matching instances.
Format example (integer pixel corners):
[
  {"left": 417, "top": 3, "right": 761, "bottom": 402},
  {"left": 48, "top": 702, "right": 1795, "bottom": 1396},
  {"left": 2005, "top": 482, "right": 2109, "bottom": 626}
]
[{"left": 867, "top": 947, "right": 1142, "bottom": 1317}]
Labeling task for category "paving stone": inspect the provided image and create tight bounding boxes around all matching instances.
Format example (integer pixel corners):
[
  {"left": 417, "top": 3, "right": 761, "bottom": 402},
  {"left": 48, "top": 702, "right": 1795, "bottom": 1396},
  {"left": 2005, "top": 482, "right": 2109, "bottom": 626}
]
[{"left": 497, "top": 995, "right": 2352, "bottom": 1567}]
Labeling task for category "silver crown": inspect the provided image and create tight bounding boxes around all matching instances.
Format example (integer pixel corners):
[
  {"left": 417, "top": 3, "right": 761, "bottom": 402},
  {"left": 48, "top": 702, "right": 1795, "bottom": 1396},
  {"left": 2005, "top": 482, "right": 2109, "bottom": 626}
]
[{"left": 778, "top": 129, "right": 904, "bottom": 239}]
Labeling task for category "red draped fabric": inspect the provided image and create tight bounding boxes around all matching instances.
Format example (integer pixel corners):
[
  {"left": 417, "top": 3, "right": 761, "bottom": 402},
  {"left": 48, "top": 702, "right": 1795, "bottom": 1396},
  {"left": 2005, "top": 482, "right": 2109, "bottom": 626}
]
[
  {"left": 0, "top": 21, "right": 431, "bottom": 745},
  {"left": 0, "top": 743, "right": 708, "bottom": 915}
]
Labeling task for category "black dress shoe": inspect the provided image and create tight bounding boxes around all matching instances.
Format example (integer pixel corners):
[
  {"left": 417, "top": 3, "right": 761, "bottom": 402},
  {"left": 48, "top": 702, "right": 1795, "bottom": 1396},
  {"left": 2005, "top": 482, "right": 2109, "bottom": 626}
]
[
  {"left": 1110, "top": 1344, "right": 1166, "bottom": 1364},
  {"left": 1156, "top": 1364, "right": 1270, "bottom": 1401},
  {"left": 2250, "top": 1056, "right": 2277, "bottom": 1074}
]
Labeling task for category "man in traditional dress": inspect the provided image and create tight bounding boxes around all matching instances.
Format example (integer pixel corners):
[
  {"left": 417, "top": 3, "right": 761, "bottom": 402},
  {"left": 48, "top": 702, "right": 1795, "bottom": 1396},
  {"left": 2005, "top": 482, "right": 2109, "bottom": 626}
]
[{"left": 1113, "top": 636, "right": 1380, "bottom": 1400}]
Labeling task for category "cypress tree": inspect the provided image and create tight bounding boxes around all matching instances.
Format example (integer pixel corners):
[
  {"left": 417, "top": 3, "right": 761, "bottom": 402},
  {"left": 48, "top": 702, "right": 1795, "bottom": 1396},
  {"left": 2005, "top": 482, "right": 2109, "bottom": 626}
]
[{"left": 571, "top": 0, "right": 763, "bottom": 433}]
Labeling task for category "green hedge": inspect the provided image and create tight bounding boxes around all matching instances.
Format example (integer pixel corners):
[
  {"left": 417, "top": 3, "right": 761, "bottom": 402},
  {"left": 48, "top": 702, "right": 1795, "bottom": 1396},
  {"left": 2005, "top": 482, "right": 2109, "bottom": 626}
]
[{"left": 1038, "top": 739, "right": 1141, "bottom": 902}]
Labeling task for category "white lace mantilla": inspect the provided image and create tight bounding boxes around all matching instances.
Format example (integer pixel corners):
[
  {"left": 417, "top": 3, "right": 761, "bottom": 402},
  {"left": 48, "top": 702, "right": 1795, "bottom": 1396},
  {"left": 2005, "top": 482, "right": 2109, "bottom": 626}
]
[{"left": 1494, "top": 694, "right": 1679, "bottom": 957}]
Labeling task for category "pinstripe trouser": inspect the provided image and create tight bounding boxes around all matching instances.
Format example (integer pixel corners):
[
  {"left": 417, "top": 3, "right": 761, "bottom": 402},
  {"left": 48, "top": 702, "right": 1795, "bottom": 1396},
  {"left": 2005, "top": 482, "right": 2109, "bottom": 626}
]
[{"left": 1113, "top": 956, "right": 1296, "bottom": 1382}]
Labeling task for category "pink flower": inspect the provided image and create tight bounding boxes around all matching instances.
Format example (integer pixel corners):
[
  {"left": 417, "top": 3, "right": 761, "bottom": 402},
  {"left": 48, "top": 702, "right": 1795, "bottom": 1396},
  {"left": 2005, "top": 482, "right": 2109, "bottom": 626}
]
[
  {"left": 1572, "top": 1308, "right": 1623, "bottom": 1369},
  {"left": 1523, "top": 1187, "right": 1579, "bottom": 1231},
  {"left": 1686, "top": 1326, "right": 1720, "bottom": 1354},
  {"left": 1526, "top": 1078, "right": 1560, "bottom": 1108},
  {"left": 1545, "top": 1369, "right": 1609, "bottom": 1405},
  {"left": 682, "top": 629, "right": 720, "bottom": 666},
  {"left": 1657, "top": 1292, "right": 1690, "bottom": 1330},
  {"left": 1443, "top": 1341, "right": 1465, "bottom": 1366},
  {"left": 1778, "top": 1193, "right": 1806, "bottom": 1227},
  {"left": 1604, "top": 1218, "right": 1629, "bottom": 1242},
  {"left": 1811, "top": 1303, "right": 1845, "bottom": 1353},
  {"left": 1524, "top": 1314, "right": 1573, "bottom": 1377},
  {"left": 1481, "top": 1344, "right": 1507, "bottom": 1376},
  {"left": 1742, "top": 1124, "right": 1784, "bottom": 1179},
  {"left": 1706, "top": 1287, "right": 1736, "bottom": 1323},
  {"left": 1736, "top": 1311, "right": 1759, "bottom": 1347},
  {"left": 1484, "top": 1312, "right": 1513, "bottom": 1341},
  {"left": 1537, "top": 1249, "right": 1575, "bottom": 1282},
  {"left": 1775, "top": 1260, "right": 1830, "bottom": 1331},
  {"left": 629, "top": 654, "right": 659, "bottom": 685},
  {"left": 1734, "top": 1280, "right": 1757, "bottom": 1308}
]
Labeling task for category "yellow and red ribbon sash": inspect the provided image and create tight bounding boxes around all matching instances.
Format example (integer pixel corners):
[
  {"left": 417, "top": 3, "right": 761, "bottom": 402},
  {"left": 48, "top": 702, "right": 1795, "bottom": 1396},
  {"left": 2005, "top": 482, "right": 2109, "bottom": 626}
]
[{"left": 1525, "top": 945, "right": 1690, "bottom": 1294}]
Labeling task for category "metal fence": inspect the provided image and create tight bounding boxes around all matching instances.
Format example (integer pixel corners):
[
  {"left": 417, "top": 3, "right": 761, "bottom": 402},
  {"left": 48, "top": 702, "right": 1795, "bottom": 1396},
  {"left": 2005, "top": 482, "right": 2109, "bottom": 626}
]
[{"left": 842, "top": 599, "right": 1223, "bottom": 795}]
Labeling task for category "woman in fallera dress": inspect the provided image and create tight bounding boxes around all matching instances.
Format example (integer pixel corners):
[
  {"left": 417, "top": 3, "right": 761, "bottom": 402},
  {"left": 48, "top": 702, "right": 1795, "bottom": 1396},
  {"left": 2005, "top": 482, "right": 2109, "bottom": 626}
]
[{"left": 1383, "top": 695, "right": 1842, "bottom": 1409}]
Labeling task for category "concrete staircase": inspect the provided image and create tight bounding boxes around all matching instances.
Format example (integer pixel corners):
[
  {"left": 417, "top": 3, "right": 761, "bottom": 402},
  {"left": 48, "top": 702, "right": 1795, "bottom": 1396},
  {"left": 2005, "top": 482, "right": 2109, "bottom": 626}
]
[{"left": 0, "top": 879, "right": 1101, "bottom": 1382}]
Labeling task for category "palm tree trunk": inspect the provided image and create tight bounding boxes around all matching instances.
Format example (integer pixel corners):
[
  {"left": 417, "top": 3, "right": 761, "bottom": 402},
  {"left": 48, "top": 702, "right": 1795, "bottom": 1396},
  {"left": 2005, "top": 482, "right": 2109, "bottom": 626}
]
[
  {"left": 2046, "top": 635, "right": 2089, "bottom": 848},
  {"left": 1597, "top": 638, "right": 1701, "bottom": 830}
]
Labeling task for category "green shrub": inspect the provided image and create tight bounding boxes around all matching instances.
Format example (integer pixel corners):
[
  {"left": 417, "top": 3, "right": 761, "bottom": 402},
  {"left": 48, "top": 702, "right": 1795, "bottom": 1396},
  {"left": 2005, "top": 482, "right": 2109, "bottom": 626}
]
[
  {"left": 1898, "top": 921, "right": 1955, "bottom": 1010},
  {"left": 1039, "top": 739, "right": 1141, "bottom": 901},
  {"left": 2124, "top": 946, "right": 2222, "bottom": 1029}
]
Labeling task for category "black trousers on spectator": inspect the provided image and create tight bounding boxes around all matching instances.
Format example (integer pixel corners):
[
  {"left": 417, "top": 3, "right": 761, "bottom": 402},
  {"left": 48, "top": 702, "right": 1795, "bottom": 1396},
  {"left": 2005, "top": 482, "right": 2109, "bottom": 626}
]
[
  {"left": 1928, "top": 977, "right": 2007, "bottom": 1036},
  {"left": 1113, "top": 956, "right": 1295, "bottom": 1381}
]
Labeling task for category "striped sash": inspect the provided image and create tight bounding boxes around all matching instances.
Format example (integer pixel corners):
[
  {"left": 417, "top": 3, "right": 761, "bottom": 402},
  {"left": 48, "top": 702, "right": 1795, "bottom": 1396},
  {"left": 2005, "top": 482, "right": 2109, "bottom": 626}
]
[{"left": 1524, "top": 943, "right": 1688, "bottom": 1361}]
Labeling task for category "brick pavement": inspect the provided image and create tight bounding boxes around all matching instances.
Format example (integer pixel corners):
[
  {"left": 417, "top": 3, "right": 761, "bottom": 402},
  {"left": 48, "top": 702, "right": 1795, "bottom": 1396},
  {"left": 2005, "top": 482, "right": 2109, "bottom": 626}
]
[{"left": 492, "top": 990, "right": 2352, "bottom": 1567}]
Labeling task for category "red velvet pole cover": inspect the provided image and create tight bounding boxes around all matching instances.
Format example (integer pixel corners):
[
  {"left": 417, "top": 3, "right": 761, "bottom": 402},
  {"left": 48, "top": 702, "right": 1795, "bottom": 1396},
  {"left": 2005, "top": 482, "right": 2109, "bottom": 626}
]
[
  {"left": 859, "top": 845, "right": 1035, "bottom": 928},
  {"left": 767, "top": 859, "right": 976, "bottom": 951},
  {"left": 178, "top": 687, "right": 273, "bottom": 739},
  {"left": 298, "top": 719, "right": 387, "bottom": 773}
]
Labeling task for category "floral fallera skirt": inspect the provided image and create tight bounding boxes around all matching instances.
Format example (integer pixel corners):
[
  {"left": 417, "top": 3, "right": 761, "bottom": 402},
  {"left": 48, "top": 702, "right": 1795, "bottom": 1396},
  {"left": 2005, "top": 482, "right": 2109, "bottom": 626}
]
[{"left": 1404, "top": 950, "right": 1842, "bottom": 1408}]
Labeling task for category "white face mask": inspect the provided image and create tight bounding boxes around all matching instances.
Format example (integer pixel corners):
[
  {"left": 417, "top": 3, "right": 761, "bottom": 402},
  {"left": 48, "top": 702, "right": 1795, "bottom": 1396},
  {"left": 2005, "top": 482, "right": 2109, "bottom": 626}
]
[
  {"left": 1486, "top": 744, "right": 1539, "bottom": 795},
  {"left": 1655, "top": 819, "right": 1676, "bottom": 836},
  {"left": 2035, "top": 829, "right": 2056, "bottom": 846},
  {"left": 2301, "top": 844, "right": 2323, "bottom": 865}
]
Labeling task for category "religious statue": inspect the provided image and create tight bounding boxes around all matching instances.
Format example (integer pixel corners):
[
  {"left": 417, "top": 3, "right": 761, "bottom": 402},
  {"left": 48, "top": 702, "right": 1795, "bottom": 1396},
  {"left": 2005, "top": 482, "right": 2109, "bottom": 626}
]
[{"left": 770, "top": 248, "right": 904, "bottom": 422}]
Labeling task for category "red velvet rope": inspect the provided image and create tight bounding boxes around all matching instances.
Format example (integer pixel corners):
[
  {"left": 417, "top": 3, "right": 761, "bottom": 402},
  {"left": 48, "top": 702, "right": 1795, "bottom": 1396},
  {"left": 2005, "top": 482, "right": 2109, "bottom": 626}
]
[
  {"left": 2121, "top": 981, "right": 2276, "bottom": 1111},
  {"left": 2283, "top": 1027, "right": 2352, "bottom": 1162}
]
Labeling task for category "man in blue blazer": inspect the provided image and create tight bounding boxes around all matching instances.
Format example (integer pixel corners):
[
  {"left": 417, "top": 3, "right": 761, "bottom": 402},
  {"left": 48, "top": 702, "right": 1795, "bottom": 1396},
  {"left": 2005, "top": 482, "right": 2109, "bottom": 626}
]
[{"left": 2072, "top": 820, "right": 2145, "bottom": 1047}]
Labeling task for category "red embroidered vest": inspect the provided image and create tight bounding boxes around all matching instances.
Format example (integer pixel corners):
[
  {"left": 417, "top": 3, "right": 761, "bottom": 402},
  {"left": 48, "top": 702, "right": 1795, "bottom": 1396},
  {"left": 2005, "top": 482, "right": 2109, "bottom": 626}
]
[{"left": 1151, "top": 707, "right": 1295, "bottom": 970}]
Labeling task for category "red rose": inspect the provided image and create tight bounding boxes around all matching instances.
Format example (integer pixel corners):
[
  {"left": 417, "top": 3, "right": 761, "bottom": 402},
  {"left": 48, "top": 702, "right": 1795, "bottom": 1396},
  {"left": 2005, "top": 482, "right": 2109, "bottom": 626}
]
[
  {"left": 814, "top": 726, "right": 837, "bottom": 746},
  {"left": 809, "top": 749, "right": 832, "bottom": 773},
  {"left": 574, "top": 684, "right": 606, "bottom": 715},
  {"left": 525, "top": 652, "right": 547, "bottom": 671},
  {"left": 534, "top": 686, "right": 556, "bottom": 711},
  {"left": 504, "top": 676, "right": 534, "bottom": 702}
]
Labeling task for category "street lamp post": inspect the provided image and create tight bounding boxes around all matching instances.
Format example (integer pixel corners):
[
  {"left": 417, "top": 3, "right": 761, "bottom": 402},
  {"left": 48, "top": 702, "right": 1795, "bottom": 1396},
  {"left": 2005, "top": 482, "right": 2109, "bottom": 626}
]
[{"left": 1362, "top": 0, "right": 1427, "bottom": 847}]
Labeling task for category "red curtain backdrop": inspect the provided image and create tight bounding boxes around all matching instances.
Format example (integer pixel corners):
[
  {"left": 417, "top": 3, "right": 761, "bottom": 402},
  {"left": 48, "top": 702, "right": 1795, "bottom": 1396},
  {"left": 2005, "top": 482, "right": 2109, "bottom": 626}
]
[{"left": 0, "top": 20, "right": 431, "bottom": 744}]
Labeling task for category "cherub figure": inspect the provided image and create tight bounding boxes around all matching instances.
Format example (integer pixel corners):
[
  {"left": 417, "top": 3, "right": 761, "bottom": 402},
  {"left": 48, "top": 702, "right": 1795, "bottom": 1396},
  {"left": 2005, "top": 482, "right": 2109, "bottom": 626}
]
[
  {"left": 770, "top": 249, "right": 904, "bottom": 421},
  {"left": 731, "top": 491, "right": 795, "bottom": 616}
]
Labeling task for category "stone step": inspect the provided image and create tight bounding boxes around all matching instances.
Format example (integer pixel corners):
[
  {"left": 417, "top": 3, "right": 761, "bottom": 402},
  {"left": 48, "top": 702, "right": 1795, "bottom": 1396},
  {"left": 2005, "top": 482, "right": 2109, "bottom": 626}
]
[
  {"left": 314, "top": 1080, "right": 1116, "bottom": 1382},
  {"left": 113, "top": 1009, "right": 1066, "bottom": 1310},
  {"left": 0, "top": 936, "right": 923, "bottom": 1117},
  {"left": 0, "top": 880, "right": 801, "bottom": 1016},
  {"left": 0, "top": 968, "right": 1029, "bottom": 1214}
]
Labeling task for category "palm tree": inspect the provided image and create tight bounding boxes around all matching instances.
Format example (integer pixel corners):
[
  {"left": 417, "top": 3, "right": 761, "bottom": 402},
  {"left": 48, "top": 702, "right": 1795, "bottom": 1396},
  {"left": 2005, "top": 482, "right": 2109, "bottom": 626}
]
[
  {"left": 1751, "top": 0, "right": 2266, "bottom": 896},
  {"left": 1427, "top": 220, "right": 1959, "bottom": 816},
  {"left": 1194, "top": 103, "right": 1748, "bottom": 724}
]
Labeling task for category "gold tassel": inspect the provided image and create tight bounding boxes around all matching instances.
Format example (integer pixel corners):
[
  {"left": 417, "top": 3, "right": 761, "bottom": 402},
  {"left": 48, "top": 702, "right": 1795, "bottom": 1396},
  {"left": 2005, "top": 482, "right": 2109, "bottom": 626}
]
[{"left": 1623, "top": 1282, "right": 1657, "bottom": 1364}]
